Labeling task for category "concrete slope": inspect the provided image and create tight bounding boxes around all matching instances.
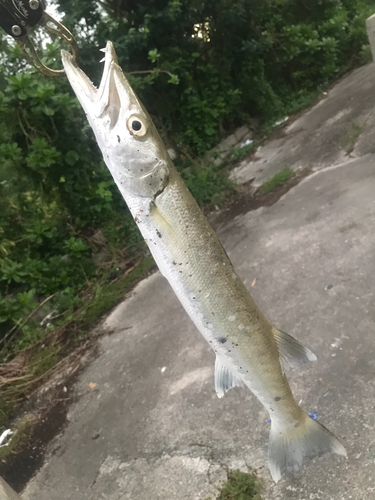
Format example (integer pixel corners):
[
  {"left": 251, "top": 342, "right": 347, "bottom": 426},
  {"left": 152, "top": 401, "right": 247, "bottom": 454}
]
[
  {"left": 22, "top": 68, "right": 375, "bottom": 500},
  {"left": 232, "top": 63, "right": 375, "bottom": 186},
  {"left": 22, "top": 159, "right": 375, "bottom": 500}
]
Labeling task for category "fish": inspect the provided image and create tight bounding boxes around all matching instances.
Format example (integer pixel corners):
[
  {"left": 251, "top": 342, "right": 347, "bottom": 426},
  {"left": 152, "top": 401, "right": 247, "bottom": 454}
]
[{"left": 61, "top": 42, "right": 346, "bottom": 483}]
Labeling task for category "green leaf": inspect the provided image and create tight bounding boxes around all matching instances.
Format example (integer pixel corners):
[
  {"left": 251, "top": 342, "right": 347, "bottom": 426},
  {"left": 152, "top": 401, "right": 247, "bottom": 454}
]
[
  {"left": 168, "top": 74, "right": 180, "bottom": 85},
  {"left": 42, "top": 105, "right": 55, "bottom": 116},
  {"left": 148, "top": 49, "right": 160, "bottom": 63},
  {"left": 65, "top": 150, "right": 80, "bottom": 166}
]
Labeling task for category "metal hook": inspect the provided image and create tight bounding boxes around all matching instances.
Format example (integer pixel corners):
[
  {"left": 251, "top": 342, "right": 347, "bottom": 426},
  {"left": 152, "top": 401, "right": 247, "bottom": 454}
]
[
  {"left": 16, "top": 12, "right": 79, "bottom": 77},
  {"left": 0, "top": 1, "right": 78, "bottom": 77}
]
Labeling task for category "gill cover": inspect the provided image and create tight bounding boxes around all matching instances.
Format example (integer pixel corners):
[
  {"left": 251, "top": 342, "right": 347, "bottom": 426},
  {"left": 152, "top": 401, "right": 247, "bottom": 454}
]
[{"left": 61, "top": 41, "right": 169, "bottom": 199}]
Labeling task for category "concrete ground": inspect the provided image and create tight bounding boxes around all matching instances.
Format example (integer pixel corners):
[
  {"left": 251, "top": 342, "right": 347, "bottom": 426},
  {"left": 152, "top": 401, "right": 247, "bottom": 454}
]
[{"left": 17, "top": 64, "right": 375, "bottom": 499}]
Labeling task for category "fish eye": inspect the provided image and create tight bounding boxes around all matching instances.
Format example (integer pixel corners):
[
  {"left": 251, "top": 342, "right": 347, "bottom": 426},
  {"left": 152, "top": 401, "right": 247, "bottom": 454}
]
[{"left": 127, "top": 115, "right": 147, "bottom": 137}]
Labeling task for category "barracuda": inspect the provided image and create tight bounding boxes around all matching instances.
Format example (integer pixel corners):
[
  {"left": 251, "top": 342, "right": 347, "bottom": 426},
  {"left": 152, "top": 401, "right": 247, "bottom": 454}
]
[{"left": 61, "top": 42, "right": 346, "bottom": 483}]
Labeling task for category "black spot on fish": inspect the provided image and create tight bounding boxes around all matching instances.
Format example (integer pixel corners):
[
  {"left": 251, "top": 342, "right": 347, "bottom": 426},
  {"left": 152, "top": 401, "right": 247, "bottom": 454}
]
[
  {"left": 294, "top": 422, "right": 300, "bottom": 428},
  {"left": 274, "top": 397, "right": 281, "bottom": 402},
  {"left": 218, "top": 337, "right": 227, "bottom": 344},
  {"left": 117, "top": 135, "right": 121, "bottom": 143},
  {"left": 156, "top": 229, "right": 162, "bottom": 238}
]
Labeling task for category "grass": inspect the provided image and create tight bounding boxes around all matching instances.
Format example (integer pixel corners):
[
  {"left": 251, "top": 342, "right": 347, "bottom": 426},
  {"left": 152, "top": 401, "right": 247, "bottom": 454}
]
[
  {"left": 29, "top": 346, "right": 60, "bottom": 378},
  {"left": 0, "top": 255, "right": 155, "bottom": 429},
  {"left": 229, "top": 142, "right": 258, "bottom": 163},
  {"left": 342, "top": 121, "right": 364, "bottom": 154},
  {"left": 0, "top": 414, "right": 34, "bottom": 460},
  {"left": 181, "top": 161, "right": 235, "bottom": 207},
  {"left": 216, "top": 470, "right": 263, "bottom": 500},
  {"left": 260, "top": 168, "right": 294, "bottom": 195},
  {"left": 79, "top": 255, "right": 155, "bottom": 326}
]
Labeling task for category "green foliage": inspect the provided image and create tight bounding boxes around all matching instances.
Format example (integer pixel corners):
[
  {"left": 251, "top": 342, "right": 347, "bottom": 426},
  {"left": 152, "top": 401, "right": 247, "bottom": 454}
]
[
  {"left": 217, "top": 470, "right": 262, "bottom": 500},
  {"left": 230, "top": 143, "right": 257, "bottom": 163},
  {"left": 260, "top": 168, "right": 294, "bottom": 194},
  {"left": 57, "top": 0, "right": 372, "bottom": 153},
  {"left": 0, "top": 36, "right": 145, "bottom": 356},
  {"left": 181, "top": 162, "right": 235, "bottom": 207},
  {"left": 26, "top": 138, "right": 61, "bottom": 168},
  {"left": 0, "top": 415, "right": 33, "bottom": 460},
  {"left": 79, "top": 256, "right": 155, "bottom": 326},
  {"left": 0, "top": 0, "right": 373, "bottom": 361},
  {"left": 29, "top": 345, "right": 61, "bottom": 377},
  {"left": 342, "top": 121, "right": 364, "bottom": 154}
]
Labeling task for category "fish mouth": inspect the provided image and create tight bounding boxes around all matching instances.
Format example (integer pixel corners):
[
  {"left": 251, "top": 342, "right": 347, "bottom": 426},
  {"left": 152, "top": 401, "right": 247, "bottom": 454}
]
[{"left": 61, "top": 41, "right": 123, "bottom": 126}]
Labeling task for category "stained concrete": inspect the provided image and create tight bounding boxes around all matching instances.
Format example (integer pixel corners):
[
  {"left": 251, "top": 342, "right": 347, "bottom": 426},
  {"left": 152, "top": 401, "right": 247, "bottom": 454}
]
[
  {"left": 19, "top": 64, "right": 375, "bottom": 499},
  {"left": 232, "top": 63, "right": 375, "bottom": 187}
]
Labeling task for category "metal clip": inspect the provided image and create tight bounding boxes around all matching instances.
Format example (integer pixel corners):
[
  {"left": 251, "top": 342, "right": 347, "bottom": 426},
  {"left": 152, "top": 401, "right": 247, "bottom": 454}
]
[{"left": 0, "top": 0, "right": 78, "bottom": 77}]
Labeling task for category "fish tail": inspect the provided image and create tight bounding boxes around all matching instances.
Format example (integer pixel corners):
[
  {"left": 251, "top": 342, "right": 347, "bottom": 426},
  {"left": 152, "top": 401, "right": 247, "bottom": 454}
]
[{"left": 268, "top": 412, "right": 347, "bottom": 483}]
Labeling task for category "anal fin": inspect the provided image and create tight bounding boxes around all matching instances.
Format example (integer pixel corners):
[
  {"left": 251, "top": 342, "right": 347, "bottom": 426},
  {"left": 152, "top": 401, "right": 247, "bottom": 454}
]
[
  {"left": 214, "top": 356, "right": 244, "bottom": 398},
  {"left": 272, "top": 327, "right": 317, "bottom": 372}
]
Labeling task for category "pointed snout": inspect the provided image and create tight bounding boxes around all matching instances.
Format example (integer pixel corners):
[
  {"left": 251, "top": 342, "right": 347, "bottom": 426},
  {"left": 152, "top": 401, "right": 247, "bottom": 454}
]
[{"left": 62, "top": 41, "right": 134, "bottom": 129}]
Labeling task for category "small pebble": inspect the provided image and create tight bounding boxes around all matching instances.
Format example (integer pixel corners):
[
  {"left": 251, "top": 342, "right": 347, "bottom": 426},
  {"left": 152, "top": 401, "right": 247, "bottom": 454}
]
[{"left": 92, "top": 430, "right": 101, "bottom": 440}]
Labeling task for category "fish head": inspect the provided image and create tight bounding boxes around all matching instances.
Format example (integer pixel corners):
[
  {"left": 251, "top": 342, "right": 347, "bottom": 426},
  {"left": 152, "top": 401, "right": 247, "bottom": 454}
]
[{"left": 61, "top": 41, "right": 169, "bottom": 199}]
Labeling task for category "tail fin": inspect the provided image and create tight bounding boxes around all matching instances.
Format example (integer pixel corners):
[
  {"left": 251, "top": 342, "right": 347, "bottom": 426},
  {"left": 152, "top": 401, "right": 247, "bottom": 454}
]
[{"left": 268, "top": 413, "right": 347, "bottom": 483}]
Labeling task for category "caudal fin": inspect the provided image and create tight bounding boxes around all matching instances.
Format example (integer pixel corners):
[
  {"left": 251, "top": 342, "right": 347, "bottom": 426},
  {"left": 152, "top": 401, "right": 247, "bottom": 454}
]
[{"left": 268, "top": 413, "right": 347, "bottom": 483}]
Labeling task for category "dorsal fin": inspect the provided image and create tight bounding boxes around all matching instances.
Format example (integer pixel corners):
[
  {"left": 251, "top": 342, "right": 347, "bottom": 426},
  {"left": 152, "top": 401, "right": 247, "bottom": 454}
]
[{"left": 272, "top": 327, "right": 317, "bottom": 372}]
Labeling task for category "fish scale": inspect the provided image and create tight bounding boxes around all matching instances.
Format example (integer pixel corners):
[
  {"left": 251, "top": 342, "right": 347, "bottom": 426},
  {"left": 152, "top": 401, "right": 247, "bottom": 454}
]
[
  {"left": 149, "top": 170, "right": 298, "bottom": 413},
  {"left": 61, "top": 41, "right": 347, "bottom": 483}
]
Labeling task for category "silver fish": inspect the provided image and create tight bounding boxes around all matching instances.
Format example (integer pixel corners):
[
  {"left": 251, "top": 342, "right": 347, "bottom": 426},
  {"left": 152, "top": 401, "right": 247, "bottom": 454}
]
[{"left": 61, "top": 42, "right": 346, "bottom": 482}]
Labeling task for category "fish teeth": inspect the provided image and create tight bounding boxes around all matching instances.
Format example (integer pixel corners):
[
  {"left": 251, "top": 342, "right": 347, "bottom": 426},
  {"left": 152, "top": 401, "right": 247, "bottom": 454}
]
[{"left": 99, "top": 46, "right": 108, "bottom": 64}]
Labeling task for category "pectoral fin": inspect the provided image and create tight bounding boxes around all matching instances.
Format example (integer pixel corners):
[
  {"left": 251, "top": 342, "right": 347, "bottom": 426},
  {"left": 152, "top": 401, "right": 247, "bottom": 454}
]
[
  {"left": 272, "top": 327, "right": 317, "bottom": 372},
  {"left": 214, "top": 356, "right": 244, "bottom": 398}
]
